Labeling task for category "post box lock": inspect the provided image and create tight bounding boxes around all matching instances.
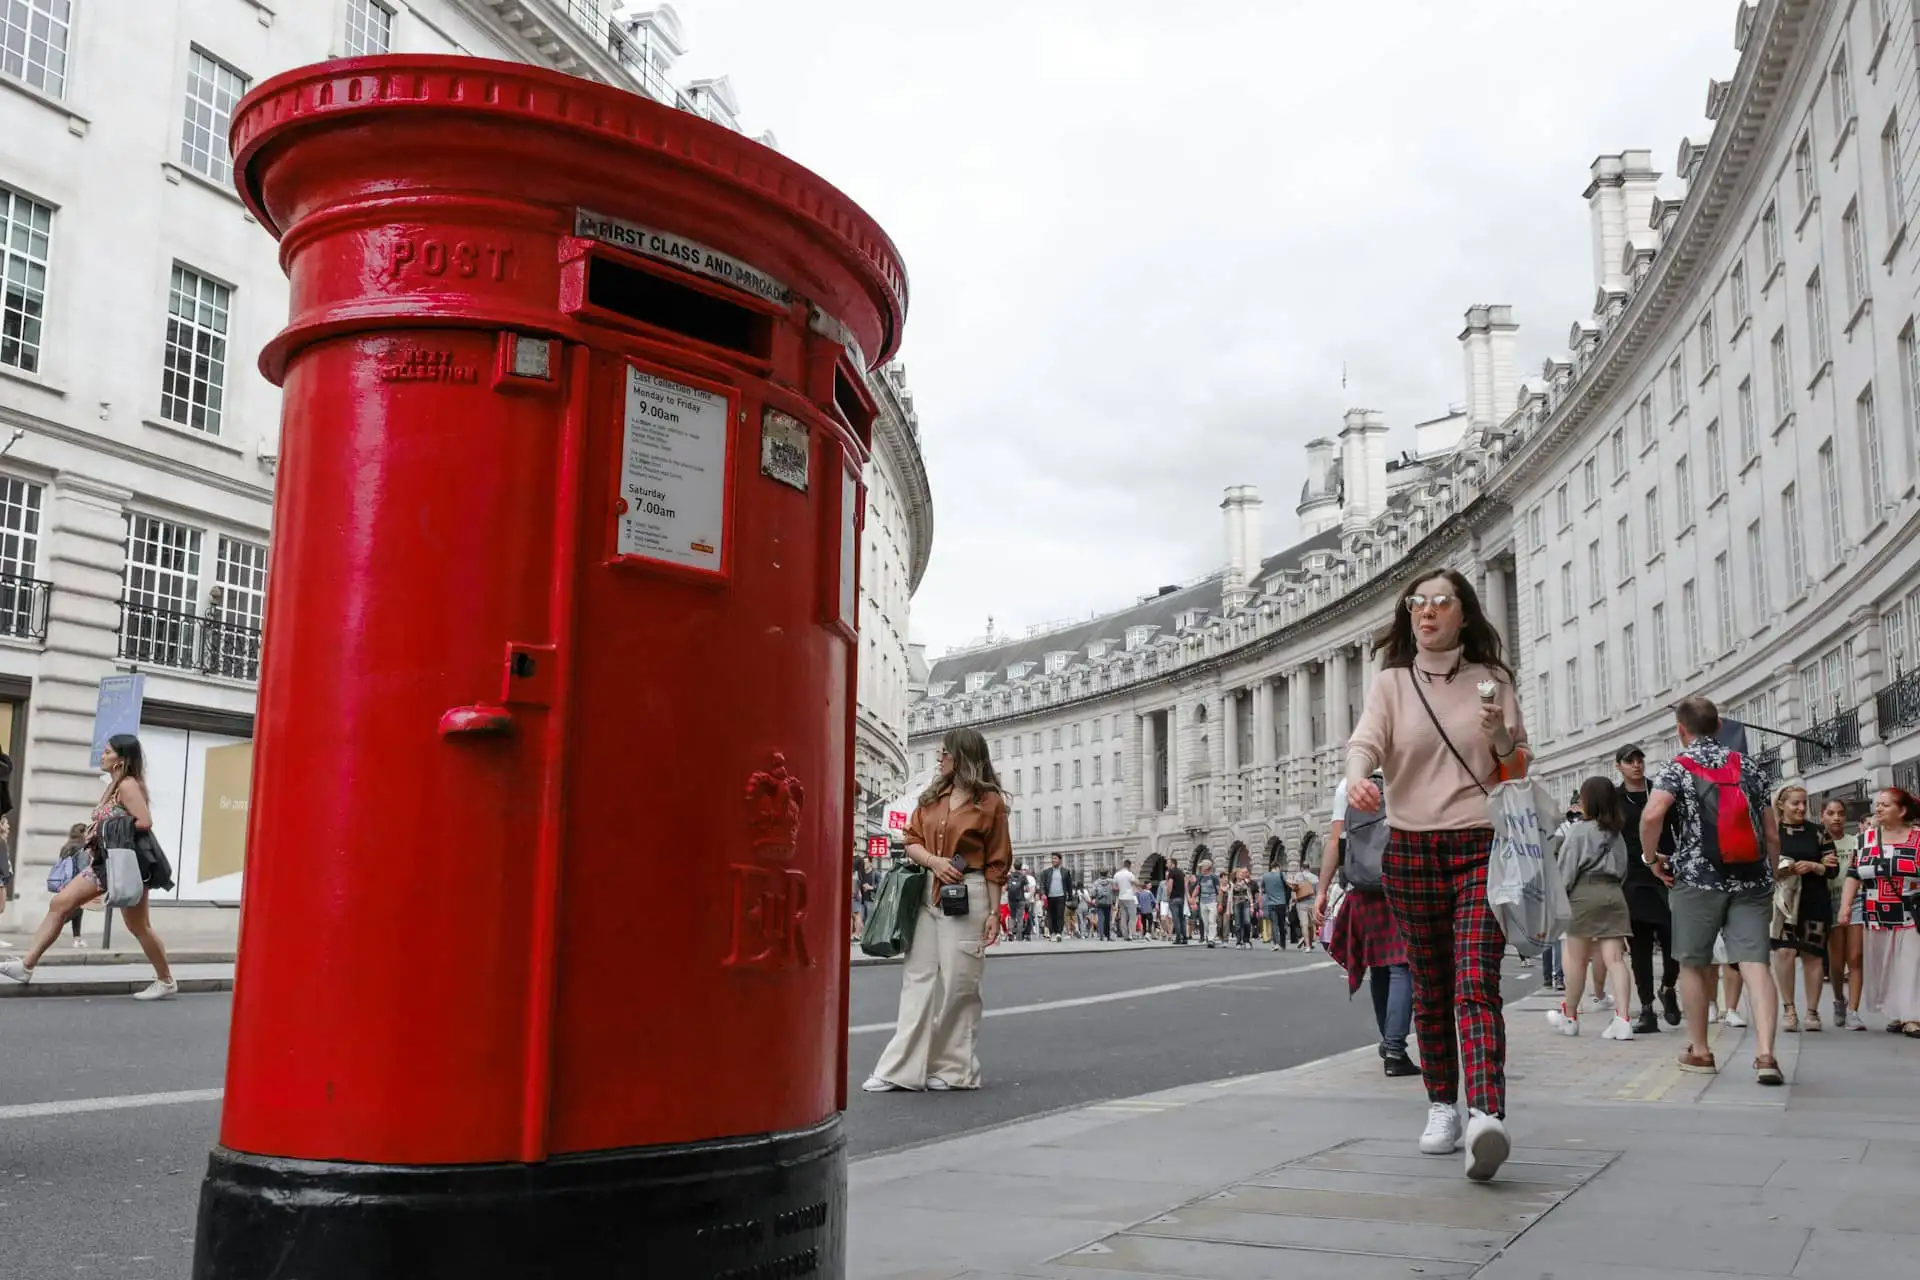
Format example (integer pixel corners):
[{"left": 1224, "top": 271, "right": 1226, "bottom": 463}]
[{"left": 503, "top": 642, "right": 558, "bottom": 707}]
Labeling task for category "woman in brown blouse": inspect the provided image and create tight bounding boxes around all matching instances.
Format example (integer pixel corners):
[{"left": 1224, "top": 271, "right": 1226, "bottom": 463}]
[{"left": 863, "top": 727, "right": 1013, "bottom": 1092}]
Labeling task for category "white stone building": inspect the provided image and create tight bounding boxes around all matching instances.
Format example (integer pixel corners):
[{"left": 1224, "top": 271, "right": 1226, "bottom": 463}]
[
  {"left": 0, "top": 0, "right": 929, "bottom": 916},
  {"left": 909, "top": 0, "right": 1920, "bottom": 880}
]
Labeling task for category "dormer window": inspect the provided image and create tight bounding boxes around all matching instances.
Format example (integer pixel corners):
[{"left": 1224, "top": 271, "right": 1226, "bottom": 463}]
[
  {"left": 965, "top": 672, "right": 989, "bottom": 693},
  {"left": 1087, "top": 640, "right": 1108, "bottom": 660},
  {"left": 1045, "top": 651, "right": 1072, "bottom": 675},
  {"left": 1125, "top": 625, "right": 1156, "bottom": 651},
  {"left": 1007, "top": 661, "right": 1035, "bottom": 680}
]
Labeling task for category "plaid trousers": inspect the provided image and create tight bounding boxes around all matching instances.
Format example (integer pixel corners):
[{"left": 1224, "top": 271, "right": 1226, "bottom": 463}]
[{"left": 1381, "top": 827, "right": 1506, "bottom": 1117}]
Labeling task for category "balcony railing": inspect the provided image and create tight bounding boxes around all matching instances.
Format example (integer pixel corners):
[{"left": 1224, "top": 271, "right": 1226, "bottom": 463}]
[
  {"left": 1750, "top": 745, "right": 1784, "bottom": 791},
  {"left": 0, "top": 572, "right": 51, "bottom": 641},
  {"left": 116, "top": 602, "right": 263, "bottom": 681},
  {"left": 1877, "top": 668, "right": 1920, "bottom": 738},
  {"left": 1800, "top": 707, "right": 1862, "bottom": 772}
]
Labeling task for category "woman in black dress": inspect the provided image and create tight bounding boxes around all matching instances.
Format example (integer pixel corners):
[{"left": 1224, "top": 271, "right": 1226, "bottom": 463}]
[{"left": 1770, "top": 784, "right": 1838, "bottom": 1032}]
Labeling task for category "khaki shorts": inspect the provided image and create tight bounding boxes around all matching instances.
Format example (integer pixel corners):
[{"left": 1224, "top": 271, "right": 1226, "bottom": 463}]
[{"left": 1670, "top": 886, "right": 1771, "bottom": 967}]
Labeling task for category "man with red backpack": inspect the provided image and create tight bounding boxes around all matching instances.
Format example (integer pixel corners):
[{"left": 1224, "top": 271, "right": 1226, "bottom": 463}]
[{"left": 1639, "top": 696, "right": 1787, "bottom": 1085}]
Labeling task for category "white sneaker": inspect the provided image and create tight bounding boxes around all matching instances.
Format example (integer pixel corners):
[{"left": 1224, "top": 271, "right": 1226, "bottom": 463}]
[
  {"left": 1546, "top": 1007, "right": 1579, "bottom": 1036},
  {"left": 0, "top": 957, "right": 30, "bottom": 984},
  {"left": 925, "top": 1077, "right": 953, "bottom": 1092},
  {"left": 1723, "top": 1008, "right": 1749, "bottom": 1028},
  {"left": 1847, "top": 1010, "right": 1869, "bottom": 1031},
  {"left": 1601, "top": 1015, "right": 1636, "bottom": 1041},
  {"left": 1708, "top": 1002, "right": 1719, "bottom": 1023},
  {"left": 133, "top": 980, "right": 178, "bottom": 1002},
  {"left": 1464, "top": 1110, "right": 1511, "bottom": 1182},
  {"left": 861, "top": 1076, "right": 907, "bottom": 1093},
  {"left": 1583, "top": 994, "right": 1613, "bottom": 1013},
  {"left": 1418, "top": 1102, "right": 1462, "bottom": 1154},
  {"left": 71, "top": 937, "right": 87, "bottom": 948}
]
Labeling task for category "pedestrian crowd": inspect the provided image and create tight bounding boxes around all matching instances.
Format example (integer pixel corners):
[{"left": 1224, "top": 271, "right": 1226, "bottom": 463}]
[{"left": 857, "top": 566, "right": 1920, "bottom": 1189}]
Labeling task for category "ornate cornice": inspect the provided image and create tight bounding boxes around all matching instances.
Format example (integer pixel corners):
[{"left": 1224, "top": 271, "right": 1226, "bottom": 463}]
[{"left": 867, "top": 367, "right": 933, "bottom": 594}]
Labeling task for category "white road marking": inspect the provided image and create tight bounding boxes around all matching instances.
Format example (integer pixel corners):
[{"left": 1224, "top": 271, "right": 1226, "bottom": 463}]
[
  {"left": 0, "top": 1087, "right": 224, "bottom": 1121},
  {"left": 848, "top": 960, "right": 1337, "bottom": 1035}
]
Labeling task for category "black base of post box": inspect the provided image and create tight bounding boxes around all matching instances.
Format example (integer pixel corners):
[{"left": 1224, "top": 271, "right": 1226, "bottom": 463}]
[{"left": 191, "top": 1115, "right": 845, "bottom": 1279}]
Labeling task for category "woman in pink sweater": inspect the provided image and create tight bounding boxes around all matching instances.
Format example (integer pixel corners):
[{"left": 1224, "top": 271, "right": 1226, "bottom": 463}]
[{"left": 1346, "top": 567, "right": 1529, "bottom": 1183}]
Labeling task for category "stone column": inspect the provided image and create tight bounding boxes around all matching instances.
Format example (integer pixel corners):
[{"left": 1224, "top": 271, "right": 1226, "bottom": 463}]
[
  {"left": 13, "top": 476, "right": 133, "bottom": 916},
  {"left": 1328, "top": 648, "right": 1353, "bottom": 746},
  {"left": 1220, "top": 689, "right": 1239, "bottom": 817},
  {"left": 1480, "top": 559, "right": 1511, "bottom": 654},
  {"left": 1128, "top": 712, "right": 1148, "bottom": 819},
  {"left": 1139, "top": 711, "right": 1158, "bottom": 813},
  {"left": 1286, "top": 667, "right": 1311, "bottom": 809}
]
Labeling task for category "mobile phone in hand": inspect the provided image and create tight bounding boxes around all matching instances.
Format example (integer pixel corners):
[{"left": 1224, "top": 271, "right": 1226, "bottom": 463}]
[{"left": 950, "top": 854, "right": 967, "bottom": 874}]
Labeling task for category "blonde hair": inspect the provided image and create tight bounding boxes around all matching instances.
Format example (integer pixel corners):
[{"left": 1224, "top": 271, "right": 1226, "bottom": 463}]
[{"left": 1772, "top": 783, "right": 1808, "bottom": 821}]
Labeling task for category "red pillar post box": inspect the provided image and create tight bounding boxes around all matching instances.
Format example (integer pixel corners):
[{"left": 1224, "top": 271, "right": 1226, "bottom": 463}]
[{"left": 193, "top": 56, "right": 907, "bottom": 1279}]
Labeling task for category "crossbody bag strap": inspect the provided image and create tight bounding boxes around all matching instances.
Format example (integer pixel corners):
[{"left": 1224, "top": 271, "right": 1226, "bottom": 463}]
[{"left": 1405, "top": 668, "right": 1492, "bottom": 798}]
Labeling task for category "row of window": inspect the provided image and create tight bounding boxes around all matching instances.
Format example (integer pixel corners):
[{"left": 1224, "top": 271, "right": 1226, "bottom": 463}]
[
  {"left": 1005, "top": 752, "right": 1124, "bottom": 796},
  {"left": 0, "top": 473, "right": 266, "bottom": 634},
  {"left": 3, "top": 4, "right": 400, "bottom": 415},
  {"left": 1010, "top": 798, "right": 1125, "bottom": 844},
  {"left": 2, "top": 0, "right": 394, "bottom": 107}
]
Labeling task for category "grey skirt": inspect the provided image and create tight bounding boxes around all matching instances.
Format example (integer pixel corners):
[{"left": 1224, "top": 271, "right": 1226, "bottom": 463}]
[{"left": 1566, "top": 876, "right": 1633, "bottom": 940}]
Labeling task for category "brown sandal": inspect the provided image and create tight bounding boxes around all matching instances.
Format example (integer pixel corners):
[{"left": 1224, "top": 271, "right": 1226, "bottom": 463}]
[
  {"left": 1903, "top": 1022, "right": 1920, "bottom": 1038},
  {"left": 1754, "top": 1055, "right": 1785, "bottom": 1086}
]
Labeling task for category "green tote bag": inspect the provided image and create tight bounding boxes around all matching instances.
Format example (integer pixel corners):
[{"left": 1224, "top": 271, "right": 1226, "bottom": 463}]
[{"left": 859, "top": 861, "right": 929, "bottom": 959}]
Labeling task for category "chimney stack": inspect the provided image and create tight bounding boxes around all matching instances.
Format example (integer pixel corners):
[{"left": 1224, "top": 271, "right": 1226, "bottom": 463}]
[
  {"left": 1585, "top": 151, "right": 1659, "bottom": 310},
  {"left": 1459, "top": 305, "right": 1520, "bottom": 432},
  {"left": 1339, "top": 409, "right": 1389, "bottom": 529},
  {"left": 1221, "top": 485, "right": 1264, "bottom": 609},
  {"left": 1297, "top": 438, "right": 1341, "bottom": 536}
]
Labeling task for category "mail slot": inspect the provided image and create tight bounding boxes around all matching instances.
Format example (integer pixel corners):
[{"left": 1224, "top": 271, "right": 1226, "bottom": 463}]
[{"left": 193, "top": 55, "right": 909, "bottom": 1280}]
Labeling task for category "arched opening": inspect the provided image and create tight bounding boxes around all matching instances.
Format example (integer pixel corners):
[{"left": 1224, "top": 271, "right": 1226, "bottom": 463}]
[
  {"left": 1143, "top": 852, "right": 1168, "bottom": 886},
  {"left": 1188, "top": 843, "right": 1210, "bottom": 875},
  {"left": 1297, "top": 831, "right": 1320, "bottom": 874},
  {"left": 1227, "top": 839, "right": 1251, "bottom": 873},
  {"left": 1265, "top": 835, "right": 1286, "bottom": 870}
]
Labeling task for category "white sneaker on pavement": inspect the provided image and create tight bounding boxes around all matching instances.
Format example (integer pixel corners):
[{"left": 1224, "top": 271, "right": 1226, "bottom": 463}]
[
  {"left": 1601, "top": 1015, "right": 1636, "bottom": 1041},
  {"left": 134, "top": 979, "right": 178, "bottom": 1002},
  {"left": 1545, "top": 1007, "right": 1579, "bottom": 1036},
  {"left": 1847, "top": 1010, "right": 1869, "bottom": 1031},
  {"left": 1464, "top": 1110, "right": 1510, "bottom": 1182},
  {"left": 861, "top": 1076, "right": 908, "bottom": 1093},
  {"left": 71, "top": 937, "right": 87, "bottom": 948},
  {"left": 924, "top": 1078, "right": 952, "bottom": 1092},
  {"left": 1418, "top": 1103, "right": 1462, "bottom": 1154},
  {"left": 1723, "top": 1008, "right": 1749, "bottom": 1028},
  {"left": 1708, "top": 1002, "right": 1719, "bottom": 1023},
  {"left": 0, "top": 957, "right": 30, "bottom": 984}
]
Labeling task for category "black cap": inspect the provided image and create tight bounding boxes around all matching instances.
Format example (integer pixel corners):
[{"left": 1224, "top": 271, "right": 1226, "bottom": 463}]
[{"left": 1615, "top": 743, "right": 1646, "bottom": 763}]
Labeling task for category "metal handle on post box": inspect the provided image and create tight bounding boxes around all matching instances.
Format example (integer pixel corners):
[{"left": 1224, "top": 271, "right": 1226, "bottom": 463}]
[{"left": 438, "top": 705, "right": 516, "bottom": 739}]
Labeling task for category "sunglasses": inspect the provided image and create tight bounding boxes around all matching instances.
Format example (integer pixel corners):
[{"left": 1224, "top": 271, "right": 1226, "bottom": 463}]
[{"left": 1404, "top": 593, "right": 1459, "bottom": 613}]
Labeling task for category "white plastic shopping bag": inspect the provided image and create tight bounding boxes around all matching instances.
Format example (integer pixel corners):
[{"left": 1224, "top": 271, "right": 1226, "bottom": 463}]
[{"left": 1483, "top": 778, "right": 1571, "bottom": 957}]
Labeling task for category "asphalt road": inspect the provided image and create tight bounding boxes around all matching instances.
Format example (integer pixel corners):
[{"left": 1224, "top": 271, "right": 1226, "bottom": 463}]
[{"left": 0, "top": 943, "right": 1530, "bottom": 1277}]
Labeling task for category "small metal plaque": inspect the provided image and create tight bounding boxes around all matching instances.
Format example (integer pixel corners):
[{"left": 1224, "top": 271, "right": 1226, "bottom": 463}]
[
  {"left": 511, "top": 335, "right": 552, "bottom": 379},
  {"left": 760, "top": 408, "right": 810, "bottom": 492}
]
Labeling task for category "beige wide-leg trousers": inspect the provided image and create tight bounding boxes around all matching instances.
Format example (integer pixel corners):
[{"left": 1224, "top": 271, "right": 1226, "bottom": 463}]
[{"left": 871, "top": 872, "right": 988, "bottom": 1089}]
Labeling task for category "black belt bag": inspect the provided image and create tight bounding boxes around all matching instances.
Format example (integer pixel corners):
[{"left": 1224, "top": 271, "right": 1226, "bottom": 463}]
[{"left": 938, "top": 881, "right": 971, "bottom": 917}]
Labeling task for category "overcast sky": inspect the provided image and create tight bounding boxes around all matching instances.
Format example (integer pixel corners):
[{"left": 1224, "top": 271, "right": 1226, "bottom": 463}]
[{"left": 671, "top": 0, "right": 1734, "bottom": 655}]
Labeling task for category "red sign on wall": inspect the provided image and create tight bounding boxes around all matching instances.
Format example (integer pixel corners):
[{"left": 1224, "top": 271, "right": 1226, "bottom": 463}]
[
  {"left": 866, "top": 835, "right": 890, "bottom": 860},
  {"left": 886, "top": 810, "right": 908, "bottom": 831}
]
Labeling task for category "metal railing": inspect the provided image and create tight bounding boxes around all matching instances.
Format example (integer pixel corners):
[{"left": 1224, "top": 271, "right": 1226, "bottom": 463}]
[
  {"left": 0, "top": 571, "right": 50, "bottom": 641},
  {"left": 1877, "top": 668, "right": 1920, "bottom": 738},
  {"left": 1800, "top": 707, "right": 1862, "bottom": 772},
  {"left": 1749, "top": 744, "right": 1784, "bottom": 791},
  {"left": 116, "top": 601, "right": 263, "bottom": 681}
]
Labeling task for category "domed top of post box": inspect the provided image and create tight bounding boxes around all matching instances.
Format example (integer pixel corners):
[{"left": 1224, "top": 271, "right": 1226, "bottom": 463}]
[{"left": 229, "top": 55, "right": 907, "bottom": 370}]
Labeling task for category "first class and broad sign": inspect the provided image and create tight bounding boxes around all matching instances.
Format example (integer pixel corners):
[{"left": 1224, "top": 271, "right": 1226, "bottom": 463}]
[{"left": 574, "top": 209, "right": 796, "bottom": 308}]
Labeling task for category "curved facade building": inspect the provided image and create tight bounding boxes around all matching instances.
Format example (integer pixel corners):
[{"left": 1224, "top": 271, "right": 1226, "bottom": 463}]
[
  {"left": 854, "top": 363, "right": 934, "bottom": 829},
  {"left": 908, "top": 0, "right": 1920, "bottom": 879}
]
